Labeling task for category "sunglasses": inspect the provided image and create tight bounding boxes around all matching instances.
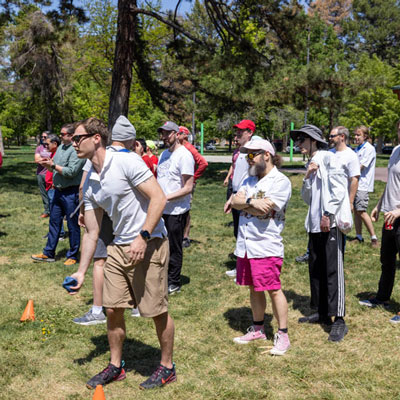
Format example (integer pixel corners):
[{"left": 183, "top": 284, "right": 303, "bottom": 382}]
[
  {"left": 295, "top": 135, "right": 307, "bottom": 144},
  {"left": 329, "top": 134, "right": 339, "bottom": 139},
  {"left": 246, "top": 150, "right": 264, "bottom": 160},
  {"left": 71, "top": 133, "right": 97, "bottom": 144}
]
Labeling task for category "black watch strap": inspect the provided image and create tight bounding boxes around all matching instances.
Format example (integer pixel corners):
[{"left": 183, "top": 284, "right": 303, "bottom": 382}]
[{"left": 140, "top": 230, "right": 151, "bottom": 241}]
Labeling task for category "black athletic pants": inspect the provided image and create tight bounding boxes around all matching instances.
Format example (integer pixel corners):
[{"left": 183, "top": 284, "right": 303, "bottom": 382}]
[
  {"left": 163, "top": 211, "right": 189, "bottom": 287},
  {"left": 308, "top": 227, "right": 345, "bottom": 317},
  {"left": 377, "top": 219, "right": 400, "bottom": 301}
]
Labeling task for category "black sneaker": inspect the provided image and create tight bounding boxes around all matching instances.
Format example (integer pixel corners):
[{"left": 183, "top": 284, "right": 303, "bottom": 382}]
[
  {"left": 86, "top": 362, "right": 126, "bottom": 389},
  {"left": 168, "top": 284, "right": 181, "bottom": 295},
  {"left": 328, "top": 319, "right": 348, "bottom": 342},
  {"left": 139, "top": 363, "right": 176, "bottom": 390},
  {"left": 59, "top": 231, "right": 68, "bottom": 241},
  {"left": 298, "top": 313, "right": 332, "bottom": 325}
]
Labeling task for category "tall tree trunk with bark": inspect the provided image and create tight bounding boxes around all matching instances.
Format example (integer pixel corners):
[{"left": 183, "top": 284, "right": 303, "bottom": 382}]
[{"left": 108, "top": 0, "right": 138, "bottom": 129}]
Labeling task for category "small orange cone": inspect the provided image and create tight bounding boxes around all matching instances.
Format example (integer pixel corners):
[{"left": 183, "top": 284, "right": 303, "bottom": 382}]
[
  {"left": 92, "top": 385, "right": 106, "bottom": 400},
  {"left": 20, "top": 299, "right": 35, "bottom": 322}
]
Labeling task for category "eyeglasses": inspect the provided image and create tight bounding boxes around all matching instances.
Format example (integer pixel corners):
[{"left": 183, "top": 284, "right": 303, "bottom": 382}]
[
  {"left": 329, "top": 134, "right": 339, "bottom": 139},
  {"left": 295, "top": 135, "right": 307, "bottom": 144},
  {"left": 41, "top": 136, "right": 47, "bottom": 139},
  {"left": 71, "top": 133, "right": 96, "bottom": 145},
  {"left": 246, "top": 151, "right": 264, "bottom": 160}
]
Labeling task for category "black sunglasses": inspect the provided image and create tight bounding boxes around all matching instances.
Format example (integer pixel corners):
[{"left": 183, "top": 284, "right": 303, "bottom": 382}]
[
  {"left": 71, "top": 133, "right": 97, "bottom": 144},
  {"left": 295, "top": 135, "right": 307, "bottom": 144}
]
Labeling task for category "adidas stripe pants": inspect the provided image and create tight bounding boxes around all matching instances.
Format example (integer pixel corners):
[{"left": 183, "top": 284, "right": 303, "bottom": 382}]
[{"left": 308, "top": 227, "right": 346, "bottom": 317}]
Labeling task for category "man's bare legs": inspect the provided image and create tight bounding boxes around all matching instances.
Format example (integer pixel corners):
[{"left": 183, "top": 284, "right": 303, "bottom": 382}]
[
  {"left": 153, "top": 312, "right": 174, "bottom": 369},
  {"left": 268, "top": 289, "right": 288, "bottom": 330},
  {"left": 355, "top": 210, "right": 377, "bottom": 241},
  {"left": 107, "top": 308, "right": 126, "bottom": 367},
  {"left": 93, "top": 258, "right": 105, "bottom": 307}
]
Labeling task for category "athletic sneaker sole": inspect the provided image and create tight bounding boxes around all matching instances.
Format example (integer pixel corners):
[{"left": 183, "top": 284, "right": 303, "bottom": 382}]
[
  {"left": 73, "top": 319, "right": 106, "bottom": 326},
  {"left": 270, "top": 345, "right": 290, "bottom": 356},
  {"left": 233, "top": 337, "right": 266, "bottom": 344}
]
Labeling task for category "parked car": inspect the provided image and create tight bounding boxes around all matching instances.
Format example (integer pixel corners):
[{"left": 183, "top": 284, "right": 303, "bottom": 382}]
[
  {"left": 382, "top": 145, "right": 394, "bottom": 154},
  {"left": 205, "top": 143, "right": 216, "bottom": 151},
  {"left": 286, "top": 145, "right": 301, "bottom": 153}
]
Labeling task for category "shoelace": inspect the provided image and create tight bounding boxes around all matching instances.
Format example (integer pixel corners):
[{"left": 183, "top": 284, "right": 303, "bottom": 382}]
[{"left": 150, "top": 365, "right": 164, "bottom": 380}]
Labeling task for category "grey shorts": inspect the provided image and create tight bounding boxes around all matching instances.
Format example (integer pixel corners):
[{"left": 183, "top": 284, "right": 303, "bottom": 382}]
[
  {"left": 94, "top": 213, "right": 114, "bottom": 259},
  {"left": 354, "top": 190, "right": 369, "bottom": 212}
]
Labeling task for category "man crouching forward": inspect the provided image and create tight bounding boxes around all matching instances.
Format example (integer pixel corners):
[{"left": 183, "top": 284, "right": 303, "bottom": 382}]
[
  {"left": 69, "top": 118, "right": 176, "bottom": 390},
  {"left": 225, "top": 139, "right": 292, "bottom": 355}
]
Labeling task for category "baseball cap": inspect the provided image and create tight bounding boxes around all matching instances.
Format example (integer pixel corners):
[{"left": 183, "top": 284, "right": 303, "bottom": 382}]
[
  {"left": 157, "top": 121, "right": 179, "bottom": 133},
  {"left": 233, "top": 119, "right": 256, "bottom": 133},
  {"left": 179, "top": 126, "right": 190, "bottom": 135},
  {"left": 146, "top": 140, "right": 156, "bottom": 150},
  {"left": 240, "top": 139, "right": 275, "bottom": 156}
]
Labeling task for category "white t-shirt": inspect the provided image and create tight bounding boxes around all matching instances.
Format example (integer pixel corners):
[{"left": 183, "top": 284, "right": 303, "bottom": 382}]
[
  {"left": 232, "top": 153, "right": 249, "bottom": 192},
  {"left": 331, "top": 147, "right": 360, "bottom": 189},
  {"left": 83, "top": 150, "right": 167, "bottom": 244},
  {"left": 83, "top": 145, "right": 126, "bottom": 172},
  {"left": 157, "top": 145, "right": 194, "bottom": 215},
  {"left": 381, "top": 145, "right": 400, "bottom": 213},
  {"left": 235, "top": 167, "right": 292, "bottom": 259},
  {"left": 355, "top": 141, "right": 376, "bottom": 192}
]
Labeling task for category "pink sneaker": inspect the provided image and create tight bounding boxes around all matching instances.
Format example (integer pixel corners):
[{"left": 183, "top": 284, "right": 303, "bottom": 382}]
[
  {"left": 233, "top": 326, "right": 266, "bottom": 344},
  {"left": 270, "top": 332, "right": 290, "bottom": 355}
]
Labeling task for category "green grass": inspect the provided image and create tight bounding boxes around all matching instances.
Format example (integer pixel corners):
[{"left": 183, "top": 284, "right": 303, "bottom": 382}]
[{"left": 0, "top": 149, "right": 399, "bottom": 399}]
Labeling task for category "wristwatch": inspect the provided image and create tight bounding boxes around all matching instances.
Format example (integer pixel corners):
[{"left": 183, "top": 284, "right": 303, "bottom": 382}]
[
  {"left": 323, "top": 211, "right": 332, "bottom": 217},
  {"left": 246, "top": 198, "right": 252, "bottom": 205},
  {"left": 140, "top": 230, "right": 151, "bottom": 241},
  {"left": 51, "top": 162, "right": 56, "bottom": 171}
]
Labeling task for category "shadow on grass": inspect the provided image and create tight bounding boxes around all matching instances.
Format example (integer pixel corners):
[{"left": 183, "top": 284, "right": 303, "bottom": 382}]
[
  {"left": 0, "top": 232, "right": 7, "bottom": 237},
  {"left": 181, "top": 274, "right": 190, "bottom": 287},
  {"left": 0, "top": 214, "right": 11, "bottom": 218},
  {"left": 223, "top": 307, "right": 274, "bottom": 336},
  {"left": 0, "top": 162, "right": 37, "bottom": 194},
  {"left": 284, "top": 289, "right": 311, "bottom": 316},
  {"left": 74, "top": 335, "right": 160, "bottom": 376},
  {"left": 355, "top": 291, "right": 400, "bottom": 312}
]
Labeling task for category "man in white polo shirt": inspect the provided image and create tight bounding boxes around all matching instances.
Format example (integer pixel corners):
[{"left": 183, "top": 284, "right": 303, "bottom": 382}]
[
  {"left": 69, "top": 117, "right": 176, "bottom": 391},
  {"left": 157, "top": 121, "right": 194, "bottom": 295},
  {"left": 229, "top": 139, "right": 291, "bottom": 355},
  {"left": 352, "top": 125, "right": 378, "bottom": 247}
]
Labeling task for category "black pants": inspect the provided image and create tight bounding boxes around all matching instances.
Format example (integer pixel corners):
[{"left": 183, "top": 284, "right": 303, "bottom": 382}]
[
  {"left": 308, "top": 227, "right": 345, "bottom": 317},
  {"left": 163, "top": 211, "right": 189, "bottom": 287},
  {"left": 377, "top": 219, "right": 400, "bottom": 301}
]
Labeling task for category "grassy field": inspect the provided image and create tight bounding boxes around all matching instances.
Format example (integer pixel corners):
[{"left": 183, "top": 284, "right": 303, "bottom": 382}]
[{"left": 0, "top": 148, "right": 399, "bottom": 400}]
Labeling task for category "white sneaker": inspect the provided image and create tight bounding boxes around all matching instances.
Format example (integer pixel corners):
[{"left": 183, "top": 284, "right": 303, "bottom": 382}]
[
  {"left": 131, "top": 307, "right": 141, "bottom": 317},
  {"left": 226, "top": 269, "right": 237, "bottom": 277}
]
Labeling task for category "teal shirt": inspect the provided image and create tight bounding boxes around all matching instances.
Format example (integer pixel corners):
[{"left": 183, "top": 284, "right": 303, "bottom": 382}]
[{"left": 53, "top": 143, "right": 85, "bottom": 189}]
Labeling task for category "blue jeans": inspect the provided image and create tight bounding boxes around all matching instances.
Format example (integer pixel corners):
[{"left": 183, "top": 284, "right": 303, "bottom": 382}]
[
  {"left": 44, "top": 186, "right": 80, "bottom": 260},
  {"left": 48, "top": 189, "right": 65, "bottom": 236}
]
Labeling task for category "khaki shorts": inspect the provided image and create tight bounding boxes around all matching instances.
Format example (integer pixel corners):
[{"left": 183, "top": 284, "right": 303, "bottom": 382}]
[{"left": 103, "top": 237, "right": 169, "bottom": 318}]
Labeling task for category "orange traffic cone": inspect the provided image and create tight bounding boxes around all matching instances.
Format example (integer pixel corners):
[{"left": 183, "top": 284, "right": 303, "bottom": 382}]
[
  {"left": 20, "top": 299, "right": 35, "bottom": 322},
  {"left": 92, "top": 385, "right": 106, "bottom": 400}
]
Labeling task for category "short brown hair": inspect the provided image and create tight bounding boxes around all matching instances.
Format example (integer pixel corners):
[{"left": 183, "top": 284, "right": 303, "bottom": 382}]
[
  {"left": 61, "top": 123, "right": 75, "bottom": 135},
  {"left": 75, "top": 117, "right": 109, "bottom": 147},
  {"left": 355, "top": 125, "right": 369, "bottom": 140}
]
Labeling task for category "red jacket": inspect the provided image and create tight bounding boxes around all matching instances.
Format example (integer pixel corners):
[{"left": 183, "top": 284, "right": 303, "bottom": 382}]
[{"left": 183, "top": 141, "right": 208, "bottom": 183}]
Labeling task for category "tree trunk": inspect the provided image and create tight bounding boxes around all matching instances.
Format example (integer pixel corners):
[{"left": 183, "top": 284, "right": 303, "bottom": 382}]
[
  {"left": 377, "top": 135, "right": 383, "bottom": 154},
  {"left": 0, "top": 126, "right": 4, "bottom": 156},
  {"left": 108, "top": 0, "right": 138, "bottom": 129}
]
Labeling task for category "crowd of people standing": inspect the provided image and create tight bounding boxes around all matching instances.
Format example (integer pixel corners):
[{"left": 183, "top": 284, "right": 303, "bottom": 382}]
[{"left": 29, "top": 115, "right": 400, "bottom": 391}]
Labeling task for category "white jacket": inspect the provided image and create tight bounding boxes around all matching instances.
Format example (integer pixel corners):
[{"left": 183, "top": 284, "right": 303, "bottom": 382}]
[{"left": 301, "top": 150, "right": 347, "bottom": 232}]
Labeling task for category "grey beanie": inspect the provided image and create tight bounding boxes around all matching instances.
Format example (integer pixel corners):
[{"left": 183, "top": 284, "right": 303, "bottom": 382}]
[{"left": 112, "top": 115, "right": 136, "bottom": 141}]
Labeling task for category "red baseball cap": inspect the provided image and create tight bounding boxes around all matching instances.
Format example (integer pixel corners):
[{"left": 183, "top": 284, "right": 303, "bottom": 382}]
[
  {"left": 179, "top": 126, "right": 190, "bottom": 135},
  {"left": 233, "top": 119, "right": 256, "bottom": 133}
]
